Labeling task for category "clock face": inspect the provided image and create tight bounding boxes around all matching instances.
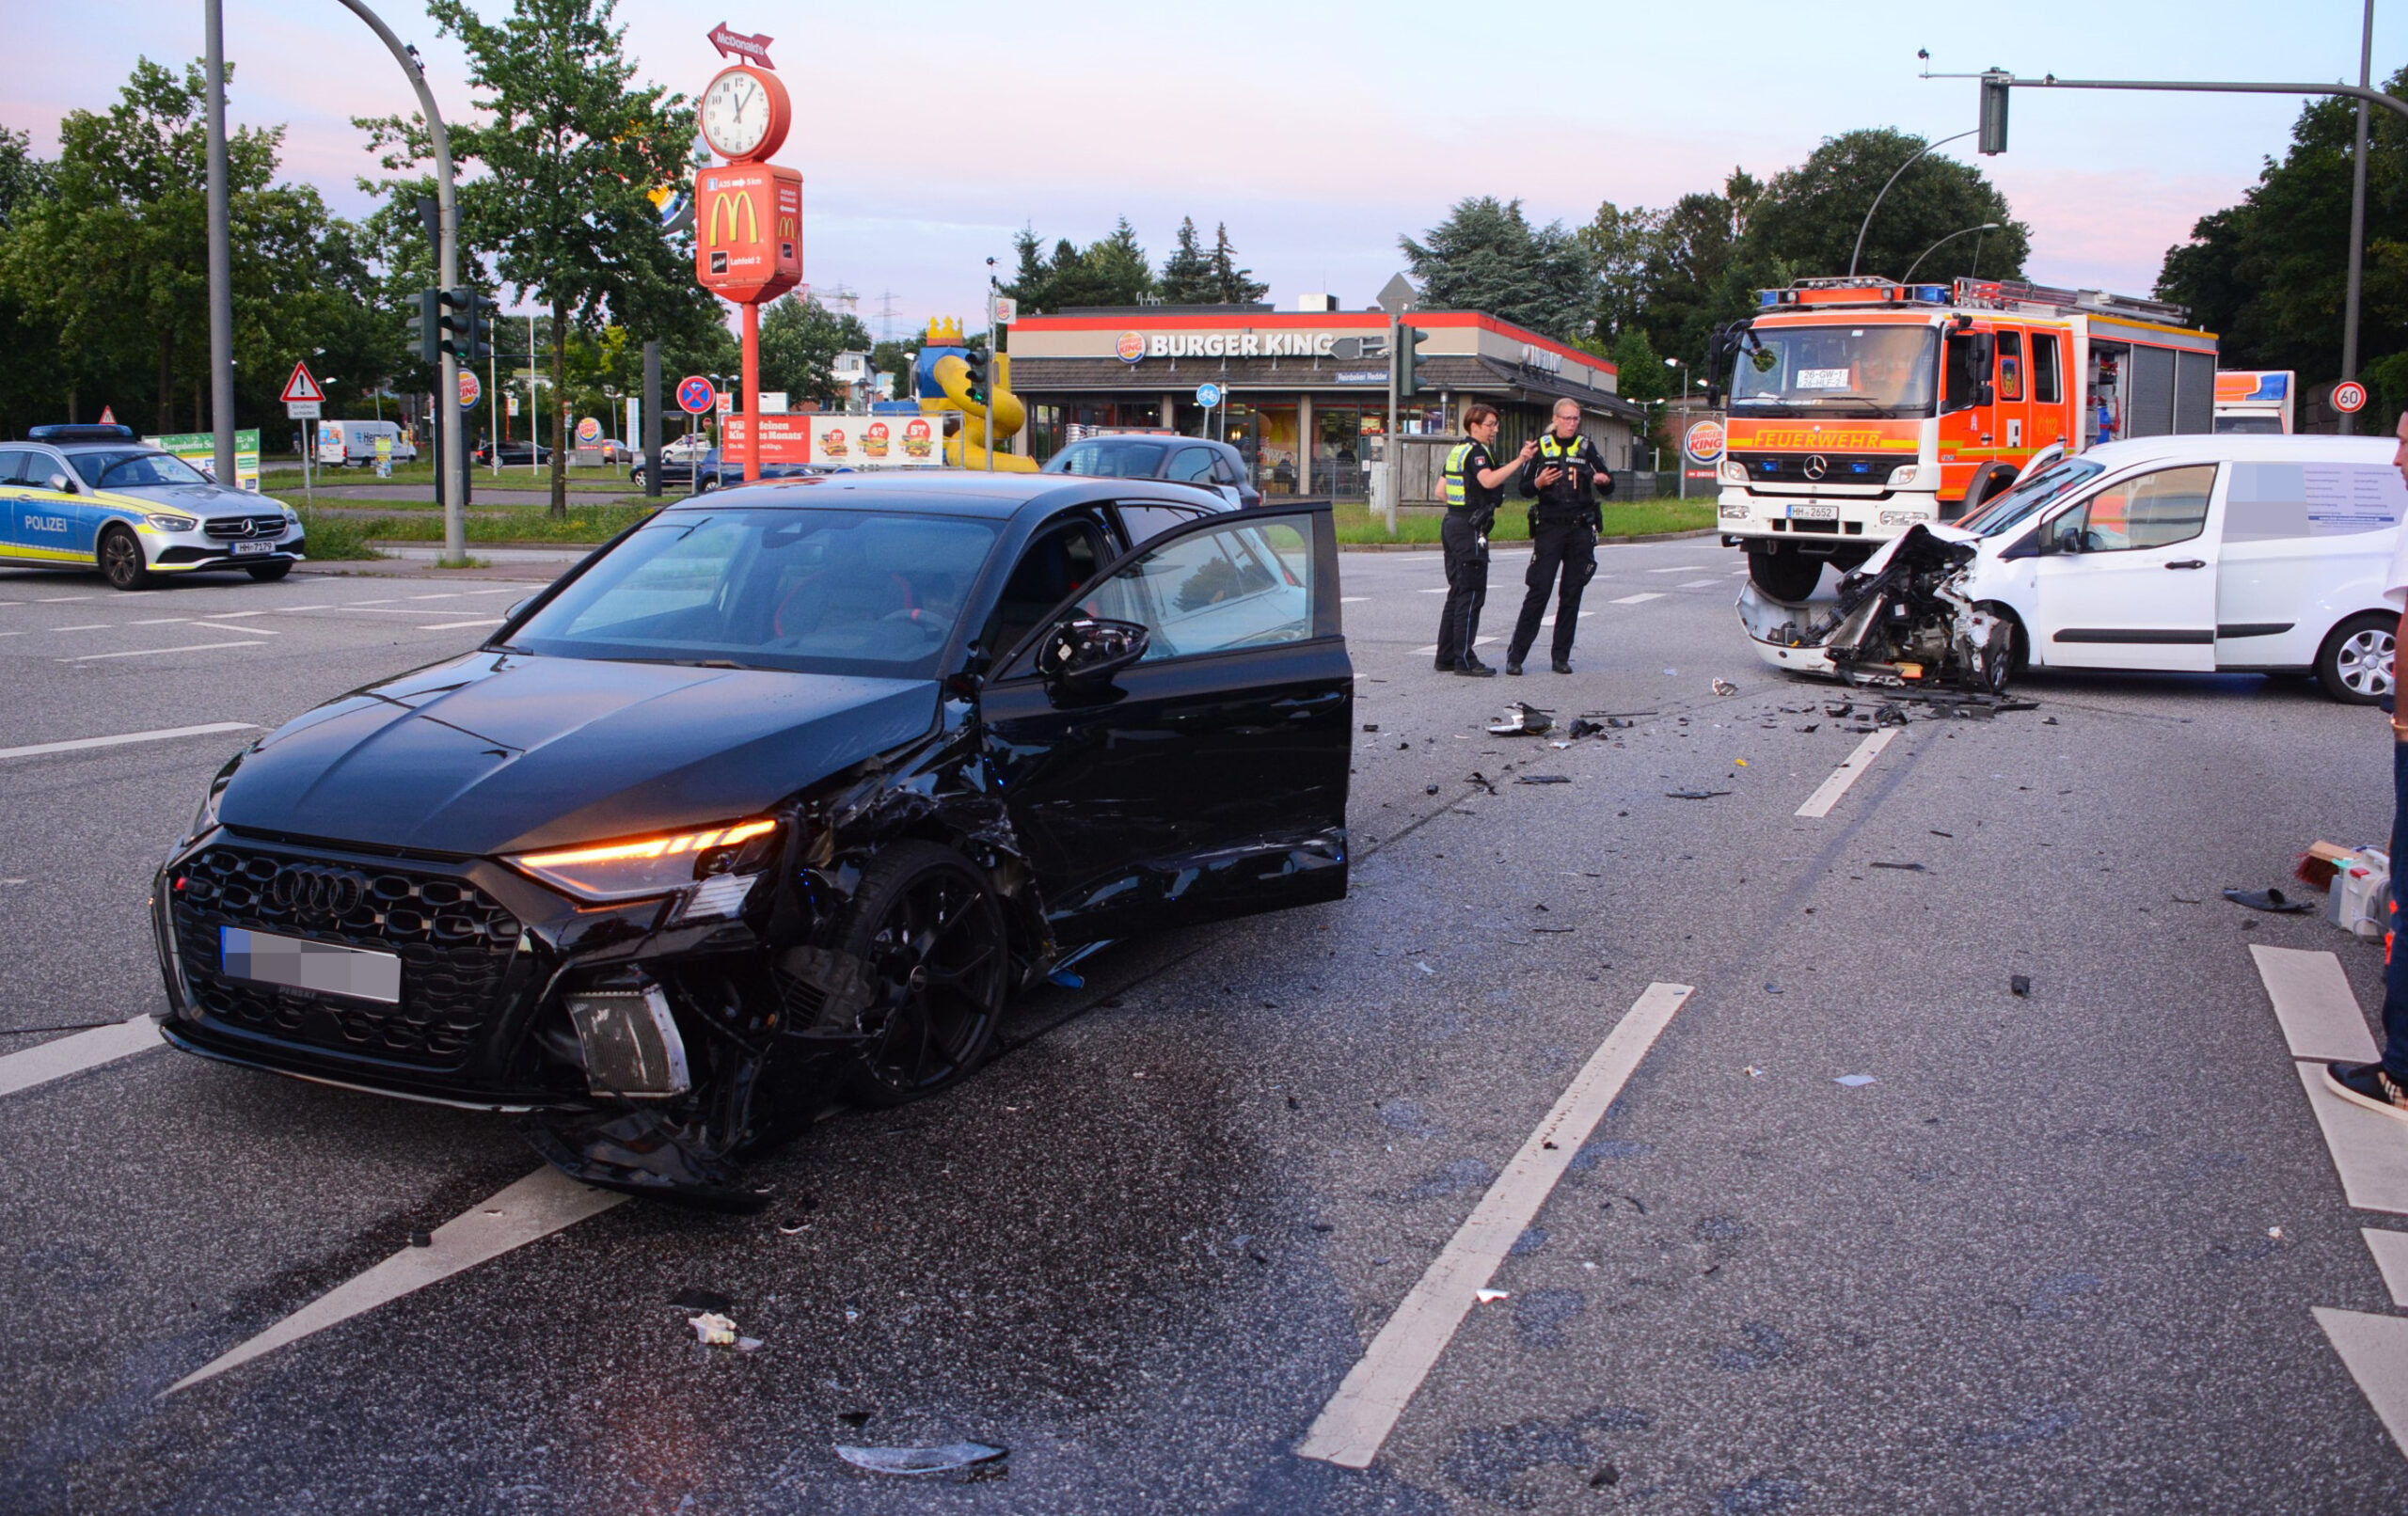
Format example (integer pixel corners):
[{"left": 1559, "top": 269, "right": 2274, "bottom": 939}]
[{"left": 701, "top": 68, "right": 776, "bottom": 160}]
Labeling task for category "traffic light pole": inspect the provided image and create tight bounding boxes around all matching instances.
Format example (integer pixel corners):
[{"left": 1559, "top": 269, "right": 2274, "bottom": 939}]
[
  {"left": 202, "top": 0, "right": 235, "bottom": 488},
  {"left": 336, "top": 0, "right": 467, "bottom": 565}
]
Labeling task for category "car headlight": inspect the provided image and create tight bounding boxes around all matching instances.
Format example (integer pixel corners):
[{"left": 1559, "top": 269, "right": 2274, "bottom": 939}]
[
  {"left": 507, "top": 818, "right": 779, "bottom": 902},
  {"left": 146, "top": 513, "right": 198, "bottom": 532},
  {"left": 1887, "top": 465, "right": 1922, "bottom": 486},
  {"left": 1720, "top": 461, "right": 1747, "bottom": 484}
]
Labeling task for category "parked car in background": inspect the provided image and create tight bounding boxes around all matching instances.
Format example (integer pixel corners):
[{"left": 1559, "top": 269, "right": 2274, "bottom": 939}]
[
  {"left": 475, "top": 439, "right": 552, "bottom": 467},
  {"left": 1738, "top": 433, "right": 2408, "bottom": 703},
  {"left": 632, "top": 449, "right": 819, "bottom": 494},
  {"left": 1042, "top": 434, "right": 1261, "bottom": 509}
]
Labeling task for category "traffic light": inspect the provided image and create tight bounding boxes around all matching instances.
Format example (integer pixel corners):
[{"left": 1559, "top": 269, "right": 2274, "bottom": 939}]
[
  {"left": 961, "top": 347, "right": 992, "bottom": 406},
  {"left": 1978, "top": 69, "right": 2011, "bottom": 155},
  {"left": 451, "top": 288, "right": 493, "bottom": 364},
  {"left": 1396, "top": 324, "right": 1434, "bottom": 398},
  {"left": 407, "top": 287, "right": 442, "bottom": 366}
]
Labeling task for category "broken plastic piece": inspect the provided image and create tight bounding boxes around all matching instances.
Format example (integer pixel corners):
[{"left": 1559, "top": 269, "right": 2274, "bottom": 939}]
[
  {"left": 1869, "top": 861, "right": 1926, "bottom": 871},
  {"left": 1425, "top": 783, "right": 1441, "bottom": 796},
  {"left": 1517, "top": 775, "right": 1572, "bottom": 785},
  {"left": 689, "top": 1312, "right": 738, "bottom": 1346},
  {"left": 1834, "top": 1074, "right": 1877, "bottom": 1087},
  {"left": 407, "top": 1229, "right": 431, "bottom": 1249},
  {"left": 2010, "top": 974, "right": 2032, "bottom": 998},
  {"left": 2223, "top": 887, "right": 2311, "bottom": 914},
  {"left": 1362, "top": 723, "right": 1380, "bottom": 733},
  {"left": 1665, "top": 789, "right": 1731, "bottom": 800},
  {"left": 835, "top": 1443, "right": 1008, "bottom": 1477},
  {"left": 1487, "top": 702, "right": 1554, "bottom": 736},
  {"left": 1712, "top": 678, "right": 1738, "bottom": 696},
  {"left": 1049, "top": 969, "right": 1085, "bottom": 987},
  {"left": 1474, "top": 1287, "right": 1510, "bottom": 1303}
]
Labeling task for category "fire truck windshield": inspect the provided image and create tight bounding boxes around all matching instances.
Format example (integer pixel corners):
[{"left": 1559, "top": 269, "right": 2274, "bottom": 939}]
[{"left": 1727, "top": 324, "right": 1939, "bottom": 418}]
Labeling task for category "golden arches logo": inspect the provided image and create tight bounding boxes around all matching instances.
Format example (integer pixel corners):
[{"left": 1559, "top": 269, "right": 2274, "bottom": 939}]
[{"left": 705, "top": 192, "right": 759, "bottom": 246}]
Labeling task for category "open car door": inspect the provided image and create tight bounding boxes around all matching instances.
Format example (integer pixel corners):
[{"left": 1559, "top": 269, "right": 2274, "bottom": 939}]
[{"left": 977, "top": 502, "right": 1351, "bottom": 945}]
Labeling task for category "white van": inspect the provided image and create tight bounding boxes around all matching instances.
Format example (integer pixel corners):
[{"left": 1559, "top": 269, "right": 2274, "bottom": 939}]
[
  {"left": 1738, "top": 433, "right": 2405, "bottom": 703},
  {"left": 315, "top": 420, "right": 418, "bottom": 468}
]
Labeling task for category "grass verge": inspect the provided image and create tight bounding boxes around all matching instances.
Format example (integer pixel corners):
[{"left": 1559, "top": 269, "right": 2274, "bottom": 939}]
[
  {"left": 283, "top": 461, "right": 638, "bottom": 492},
  {"left": 334, "top": 503, "right": 660, "bottom": 545},
  {"left": 291, "top": 509, "right": 386, "bottom": 560},
  {"left": 1333, "top": 497, "right": 1715, "bottom": 545}
]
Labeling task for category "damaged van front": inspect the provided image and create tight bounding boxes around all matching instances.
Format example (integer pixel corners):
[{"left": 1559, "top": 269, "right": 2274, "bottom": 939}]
[{"left": 1737, "top": 522, "right": 2014, "bottom": 693}]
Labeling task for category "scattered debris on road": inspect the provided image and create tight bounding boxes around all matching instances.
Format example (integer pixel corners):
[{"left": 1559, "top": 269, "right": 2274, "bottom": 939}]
[
  {"left": 2223, "top": 887, "right": 2312, "bottom": 914},
  {"left": 1713, "top": 678, "right": 1739, "bottom": 696},
  {"left": 1834, "top": 1074, "right": 1877, "bottom": 1087},
  {"left": 1488, "top": 703, "right": 1554, "bottom": 736},
  {"left": 1666, "top": 789, "right": 1731, "bottom": 800},
  {"left": 1475, "top": 1287, "right": 1511, "bottom": 1303},
  {"left": 1517, "top": 774, "right": 1571, "bottom": 785},
  {"left": 688, "top": 1312, "right": 738, "bottom": 1346},
  {"left": 835, "top": 1443, "right": 1008, "bottom": 1478},
  {"left": 1869, "top": 861, "right": 1926, "bottom": 872},
  {"left": 2011, "top": 974, "right": 2032, "bottom": 998}
]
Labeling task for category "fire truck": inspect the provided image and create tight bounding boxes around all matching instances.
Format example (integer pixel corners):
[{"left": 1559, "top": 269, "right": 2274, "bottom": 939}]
[{"left": 1708, "top": 276, "right": 2220, "bottom": 601}]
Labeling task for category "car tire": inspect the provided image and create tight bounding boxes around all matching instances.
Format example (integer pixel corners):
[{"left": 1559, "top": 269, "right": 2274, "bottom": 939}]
[
  {"left": 1956, "top": 606, "right": 2017, "bottom": 695},
  {"left": 629, "top": 468, "right": 646, "bottom": 491},
  {"left": 246, "top": 561, "right": 293, "bottom": 582},
  {"left": 1747, "top": 546, "right": 1822, "bottom": 603},
  {"left": 2318, "top": 611, "right": 2397, "bottom": 704},
  {"left": 98, "top": 525, "right": 152, "bottom": 592},
  {"left": 831, "top": 840, "right": 1009, "bottom": 1109}
]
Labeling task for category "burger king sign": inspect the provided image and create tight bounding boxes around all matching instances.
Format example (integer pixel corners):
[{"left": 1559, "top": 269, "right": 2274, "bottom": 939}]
[{"left": 1116, "top": 331, "right": 1146, "bottom": 364}]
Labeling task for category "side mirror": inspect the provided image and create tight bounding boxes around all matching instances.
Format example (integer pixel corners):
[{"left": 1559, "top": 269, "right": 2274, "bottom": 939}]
[
  {"left": 47, "top": 473, "right": 73, "bottom": 493},
  {"left": 1705, "top": 384, "right": 1725, "bottom": 408},
  {"left": 1974, "top": 382, "right": 1995, "bottom": 408},
  {"left": 2052, "top": 526, "right": 2085, "bottom": 555},
  {"left": 1039, "top": 616, "right": 1149, "bottom": 693}
]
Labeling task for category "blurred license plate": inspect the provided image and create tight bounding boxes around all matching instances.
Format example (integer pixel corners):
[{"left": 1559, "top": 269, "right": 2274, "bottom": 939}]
[
  {"left": 220, "top": 926, "right": 401, "bottom": 1003},
  {"left": 231, "top": 540, "right": 275, "bottom": 556},
  {"left": 1786, "top": 504, "right": 1840, "bottom": 520}
]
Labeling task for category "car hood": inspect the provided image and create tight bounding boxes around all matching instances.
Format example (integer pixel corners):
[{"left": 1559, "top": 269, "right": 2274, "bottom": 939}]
[
  {"left": 98, "top": 481, "right": 279, "bottom": 517},
  {"left": 1853, "top": 519, "right": 1980, "bottom": 577},
  {"left": 219, "top": 652, "right": 939, "bottom": 856}
]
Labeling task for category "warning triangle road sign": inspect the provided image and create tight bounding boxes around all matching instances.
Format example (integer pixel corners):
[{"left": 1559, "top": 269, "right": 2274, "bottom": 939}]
[
  {"left": 98, "top": 405, "right": 117, "bottom": 425},
  {"left": 280, "top": 361, "right": 325, "bottom": 403}
]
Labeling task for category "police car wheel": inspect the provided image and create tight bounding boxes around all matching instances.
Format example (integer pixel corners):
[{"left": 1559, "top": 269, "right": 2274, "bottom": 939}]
[
  {"left": 98, "top": 526, "right": 152, "bottom": 592},
  {"left": 246, "top": 560, "right": 293, "bottom": 582}
]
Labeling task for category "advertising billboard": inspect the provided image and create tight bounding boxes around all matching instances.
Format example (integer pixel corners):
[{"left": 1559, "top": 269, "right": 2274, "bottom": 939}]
[{"left": 145, "top": 430, "right": 261, "bottom": 492}]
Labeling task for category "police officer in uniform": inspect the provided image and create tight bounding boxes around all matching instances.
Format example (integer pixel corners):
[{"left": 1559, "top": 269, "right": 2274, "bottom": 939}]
[
  {"left": 1506, "top": 398, "right": 1615, "bottom": 675},
  {"left": 1435, "top": 403, "right": 1537, "bottom": 676}
]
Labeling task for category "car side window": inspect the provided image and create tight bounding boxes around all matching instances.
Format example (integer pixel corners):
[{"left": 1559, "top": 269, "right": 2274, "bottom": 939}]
[
  {"left": 1080, "top": 513, "right": 1322, "bottom": 662},
  {"left": 2052, "top": 465, "right": 2217, "bottom": 553},
  {"left": 1115, "top": 503, "right": 1206, "bottom": 547},
  {"left": 981, "top": 516, "right": 1109, "bottom": 658},
  {"left": 1942, "top": 333, "right": 1984, "bottom": 414},
  {"left": 0, "top": 449, "right": 31, "bottom": 486},
  {"left": 1212, "top": 453, "right": 1243, "bottom": 486},
  {"left": 1168, "top": 448, "right": 1216, "bottom": 483}
]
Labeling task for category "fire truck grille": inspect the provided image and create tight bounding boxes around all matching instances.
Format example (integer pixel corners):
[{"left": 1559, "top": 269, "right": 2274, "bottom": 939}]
[{"left": 1732, "top": 453, "right": 1897, "bottom": 485}]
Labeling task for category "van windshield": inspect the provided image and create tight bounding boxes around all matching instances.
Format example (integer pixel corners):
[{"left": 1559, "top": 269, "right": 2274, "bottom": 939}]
[
  {"left": 1956, "top": 457, "right": 2103, "bottom": 536},
  {"left": 1727, "top": 324, "right": 1939, "bottom": 418}
]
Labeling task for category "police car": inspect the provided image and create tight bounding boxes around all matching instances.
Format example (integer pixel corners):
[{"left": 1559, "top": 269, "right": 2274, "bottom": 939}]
[{"left": 0, "top": 424, "right": 304, "bottom": 590}]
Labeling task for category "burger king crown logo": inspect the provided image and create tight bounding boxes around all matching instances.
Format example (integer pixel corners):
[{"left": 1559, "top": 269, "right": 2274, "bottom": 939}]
[{"left": 927, "top": 316, "right": 967, "bottom": 346}]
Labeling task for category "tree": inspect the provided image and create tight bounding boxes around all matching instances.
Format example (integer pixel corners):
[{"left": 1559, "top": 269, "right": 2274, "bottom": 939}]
[
  {"left": 388, "top": 0, "right": 697, "bottom": 514},
  {"left": 2158, "top": 68, "right": 2408, "bottom": 419},
  {"left": 1579, "top": 199, "right": 1665, "bottom": 342},
  {"left": 1207, "top": 222, "right": 1268, "bottom": 304},
  {"left": 1158, "top": 216, "right": 1214, "bottom": 303},
  {"left": 1399, "top": 197, "right": 1592, "bottom": 341},
  {"left": 758, "top": 293, "right": 876, "bottom": 406},
  {"left": 1746, "top": 129, "right": 2027, "bottom": 286},
  {"left": 1002, "top": 218, "right": 1156, "bottom": 311}
]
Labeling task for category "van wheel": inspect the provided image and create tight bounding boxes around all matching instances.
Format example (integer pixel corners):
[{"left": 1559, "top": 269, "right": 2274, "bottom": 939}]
[
  {"left": 2318, "top": 612, "right": 2396, "bottom": 704},
  {"left": 1746, "top": 547, "right": 1822, "bottom": 603},
  {"left": 98, "top": 526, "right": 152, "bottom": 591}
]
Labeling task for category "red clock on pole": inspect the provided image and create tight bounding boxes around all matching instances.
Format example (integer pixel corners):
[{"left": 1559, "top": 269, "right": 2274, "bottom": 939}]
[{"left": 693, "top": 45, "right": 801, "bottom": 483}]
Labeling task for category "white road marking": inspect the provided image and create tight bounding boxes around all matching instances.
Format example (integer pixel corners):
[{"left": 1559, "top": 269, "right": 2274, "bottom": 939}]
[
  {"left": 0, "top": 1017, "right": 161, "bottom": 1099},
  {"left": 2292, "top": 1063, "right": 2408, "bottom": 1216},
  {"left": 1409, "top": 637, "right": 1499, "bottom": 656},
  {"left": 1677, "top": 579, "right": 1721, "bottom": 589},
  {"left": 1644, "top": 565, "right": 1708, "bottom": 574},
  {"left": 1795, "top": 728, "right": 1899, "bottom": 818},
  {"left": 417, "top": 618, "right": 502, "bottom": 631},
  {"left": 186, "top": 622, "right": 281, "bottom": 636},
  {"left": 2365, "top": 1229, "right": 2408, "bottom": 1307},
  {"left": 406, "top": 592, "right": 462, "bottom": 601},
  {"left": 36, "top": 595, "right": 90, "bottom": 602},
  {"left": 1417, "top": 587, "right": 1450, "bottom": 594},
  {"left": 166, "top": 1166, "right": 626, "bottom": 1394},
  {"left": 2314, "top": 1307, "right": 2408, "bottom": 1460},
  {"left": 329, "top": 607, "right": 448, "bottom": 616},
  {"left": 268, "top": 604, "right": 334, "bottom": 613},
  {"left": 2251, "top": 945, "right": 2381, "bottom": 1064},
  {"left": 1341, "top": 596, "right": 1369, "bottom": 604},
  {"left": 199, "top": 608, "right": 272, "bottom": 618},
  {"left": 1608, "top": 592, "right": 1663, "bottom": 606},
  {"left": 1535, "top": 612, "right": 1596, "bottom": 628},
  {"left": 0, "top": 720, "right": 256, "bottom": 762},
  {"left": 51, "top": 623, "right": 112, "bottom": 632},
  {"left": 128, "top": 617, "right": 190, "bottom": 625},
  {"left": 350, "top": 598, "right": 397, "bottom": 605},
  {"left": 62, "top": 640, "right": 264, "bottom": 662},
  {"left": 1296, "top": 982, "right": 1695, "bottom": 1469}
]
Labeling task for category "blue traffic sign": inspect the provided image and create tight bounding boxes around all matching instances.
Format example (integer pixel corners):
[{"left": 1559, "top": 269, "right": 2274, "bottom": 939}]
[
  {"left": 1195, "top": 383, "right": 1223, "bottom": 408},
  {"left": 676, "top": 375, "right": 717, "bottom": 415}
]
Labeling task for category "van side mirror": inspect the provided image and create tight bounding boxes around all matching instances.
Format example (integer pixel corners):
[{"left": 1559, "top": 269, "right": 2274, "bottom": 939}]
[
  {"left": 2053, "top": 526, "right": 2085, "bottom": 555},
  {"left": 1039, "top": 616, "right": 1149, "bottom": 694}
]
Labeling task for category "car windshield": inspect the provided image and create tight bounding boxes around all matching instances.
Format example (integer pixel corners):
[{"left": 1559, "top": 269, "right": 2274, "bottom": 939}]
[
  {"left": 1728, "top": 324, "right": 1939, "bottom": 417},
  {"left": 71, "top": 450, "right": 210, "bottom": 488},
  {"left": 1956, "top": 457, "right": 2104, "bottom": 536},
  {"left": 1047, "top": 439, "right": 1169, "bottom": 478},
  {"left": 506, "top": 507, "right": 1000, "bottom": 678}
]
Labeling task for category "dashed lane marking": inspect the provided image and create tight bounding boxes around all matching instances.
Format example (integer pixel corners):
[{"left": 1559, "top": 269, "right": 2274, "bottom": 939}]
[
  {"left": 1342, "top": 596, "right": 1370, "bottom": 603},
  {"left": 1795, "top": 728, "right": 1899, "bottom": 818},
  {"left": 1417, "top": 587, "right": 1450, "bottom": 594},
  {"left": 61, "top": 640, "right": 265, "bottom": 662},
  {"left": 1644, "top": 565, "right": 1708, "bottom": 574},
  {"left": 406, "top": 592, "right": 463, "bottom": 600},
  {"left": 2313, "top": 1308, "right": 2408, "bottom": 1460},
  {"left": 0, "top": 720, "right": 256, "bottom": 762},
  {"left": 2365, "top": 1229, "right": 2408, "bottom": 1307},
  {"left": 128, "top": 617, "right": 190, "bottom": 625},
  {"left": 1608, "top": 592, "right": 1663, "bottom": 606},
  {"left": 2291, "top": 1062, "right": 2408, "bottom": 1216},
  {"left": 1408, "top": 636, "right": 1499, "bottom": 657},
  {"left": 417, "top": 618, "right": 503, "bottom": 631},
  {"left": 166, "top": 1166, "right": 626, "bottom": 1394},
  {"left": 1296, "top": 982, "right": 1695, "bottom": 1469},
  {"left": 51, "top": 623, "right": 112, "bottom": 632},
  {"left": 35, "top": 595, "right": 91, "bottom": 603},
  {"left": 185, "top": 621, "right": 281, "bottom": 636},
  {"left": 1676, "top": 579, "right": 1721, "bottom": 589},
  {"left": 2252, "top": 945, "right": 2382, "bottom": 1064},
  {"left": 0, "top": 1017, "right": 161, "bottom": 1099}
]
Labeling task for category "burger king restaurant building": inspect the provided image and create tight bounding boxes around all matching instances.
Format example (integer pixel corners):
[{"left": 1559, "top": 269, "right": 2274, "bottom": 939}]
[{"left": 1005, "top": 305, "right": 1645, "bottom": 498}]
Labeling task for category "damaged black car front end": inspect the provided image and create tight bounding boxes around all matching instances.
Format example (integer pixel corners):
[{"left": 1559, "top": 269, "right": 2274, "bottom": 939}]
[
  {"left": 1735, "top": 522, "right": 2013, "bottom": 693},
  {"left": 151, "top": 477, "right": 1352, "bottom": 1208}
]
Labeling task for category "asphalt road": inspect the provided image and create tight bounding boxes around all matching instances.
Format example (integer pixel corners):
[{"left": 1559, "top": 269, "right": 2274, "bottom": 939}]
[{"left": 2, "top": 537, "right": 2404, "bottom": 1514}]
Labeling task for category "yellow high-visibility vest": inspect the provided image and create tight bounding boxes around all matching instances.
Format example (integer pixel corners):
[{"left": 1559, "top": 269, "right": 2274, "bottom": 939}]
[{"left": 1442, "top": 441, "right": 1474, "bottom": 508}]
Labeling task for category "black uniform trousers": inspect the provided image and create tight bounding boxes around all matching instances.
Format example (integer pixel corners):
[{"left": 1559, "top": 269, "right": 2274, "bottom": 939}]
[
  {"left": 1506, "top": 517, "right": 1599, "bottom": 667},
  {"left": 1434, "top": 511, "right": 1489, "bottom": 668}
]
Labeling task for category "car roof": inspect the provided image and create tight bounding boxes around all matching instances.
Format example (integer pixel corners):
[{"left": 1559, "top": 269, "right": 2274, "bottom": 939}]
[
  {"left": 655, "top": 468, "right": 1229, "bottom": 520},
  {"left": 2079, "top": 433, "right": 2397, "bottom": 467}
]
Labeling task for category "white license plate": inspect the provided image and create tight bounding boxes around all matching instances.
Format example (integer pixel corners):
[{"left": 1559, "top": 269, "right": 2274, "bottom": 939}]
[
  {"left": 220, "top": 926, "right": 402, "bottom": 1003},
  {"left": 230, "top": 540, "right": 276, "bottom": 556},
  {"left": 1786, "top": 504, "right": 1840, "bottom": 521}
]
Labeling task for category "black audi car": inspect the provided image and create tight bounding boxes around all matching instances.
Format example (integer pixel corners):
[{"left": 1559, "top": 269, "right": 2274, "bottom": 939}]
[{"left": 151, "top": 474, "right": 1351, "bottom": 1206}]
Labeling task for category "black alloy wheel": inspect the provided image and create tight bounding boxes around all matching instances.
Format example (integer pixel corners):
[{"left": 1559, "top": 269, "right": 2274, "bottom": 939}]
[
  {"left": 835, "top": 841, "right": 1008, "bottom": 1107},
  {"left": 246, "top": 560, "right": 293, "bottom": 582},
  {"left": 1746, "top": 546, "right": 1823, "bottom": 604},
  {"left": 98, "top": 526, "right": 151, "bottom": 591}
]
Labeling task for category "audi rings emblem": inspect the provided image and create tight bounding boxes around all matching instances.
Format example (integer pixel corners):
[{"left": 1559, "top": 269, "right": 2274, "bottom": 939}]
[
  {"left": 1802, "top": 454, "right": 1830, "bottom": 482},
  {"left": 271, "top": 863, "right": 369, "bottom": 916}
]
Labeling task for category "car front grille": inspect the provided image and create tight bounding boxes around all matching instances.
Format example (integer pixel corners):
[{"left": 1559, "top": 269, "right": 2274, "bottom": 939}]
[
  {"left": 170, "top": 844, "right": 523, "bottom": 1066},
  {"left": 203, "top": 514, "right": 289, "bottom": 541}
]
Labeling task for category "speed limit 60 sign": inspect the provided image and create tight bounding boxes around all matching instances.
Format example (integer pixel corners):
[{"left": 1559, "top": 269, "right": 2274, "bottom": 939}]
[{"left": 2334, "top": 380, "right": 2368, "bottom": 415}]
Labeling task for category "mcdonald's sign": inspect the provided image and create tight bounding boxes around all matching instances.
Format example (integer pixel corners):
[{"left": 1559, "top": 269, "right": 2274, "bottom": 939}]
[{"left": 693, "top": 163, "right": 803, "bottom": 305}]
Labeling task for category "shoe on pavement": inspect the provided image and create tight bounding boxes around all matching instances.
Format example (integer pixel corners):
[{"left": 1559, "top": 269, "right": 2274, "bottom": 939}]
[
  {"left": 1453, "top": 662, "right": 1497, "bottom": 678},
  {"left": 1504, "top": 661, "right": 1524, "bottom": 676},
  {"left": 2326, "top": 1061, "right": 2408, "bottom": 1122},
  {"left": 1434, "top": 659, "right": 1453, "bottom": 671},
  {"left": 1552, "top": 658, "right": 1574, "bottom": 674}
]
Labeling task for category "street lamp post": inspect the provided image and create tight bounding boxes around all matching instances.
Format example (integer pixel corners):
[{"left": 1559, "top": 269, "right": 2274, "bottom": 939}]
[
  {"left": 1902, "top": 222, "right": 2004, "bottom": 283},
  {"left": 202, "top": 0, "right": 234, "bottom": 487},
  {"left": 1849, "top": 128, "right": 1980, "bottom": 277},
  {"left": 1665, "top": 357, "right": 1687, "bottom": 498}
]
